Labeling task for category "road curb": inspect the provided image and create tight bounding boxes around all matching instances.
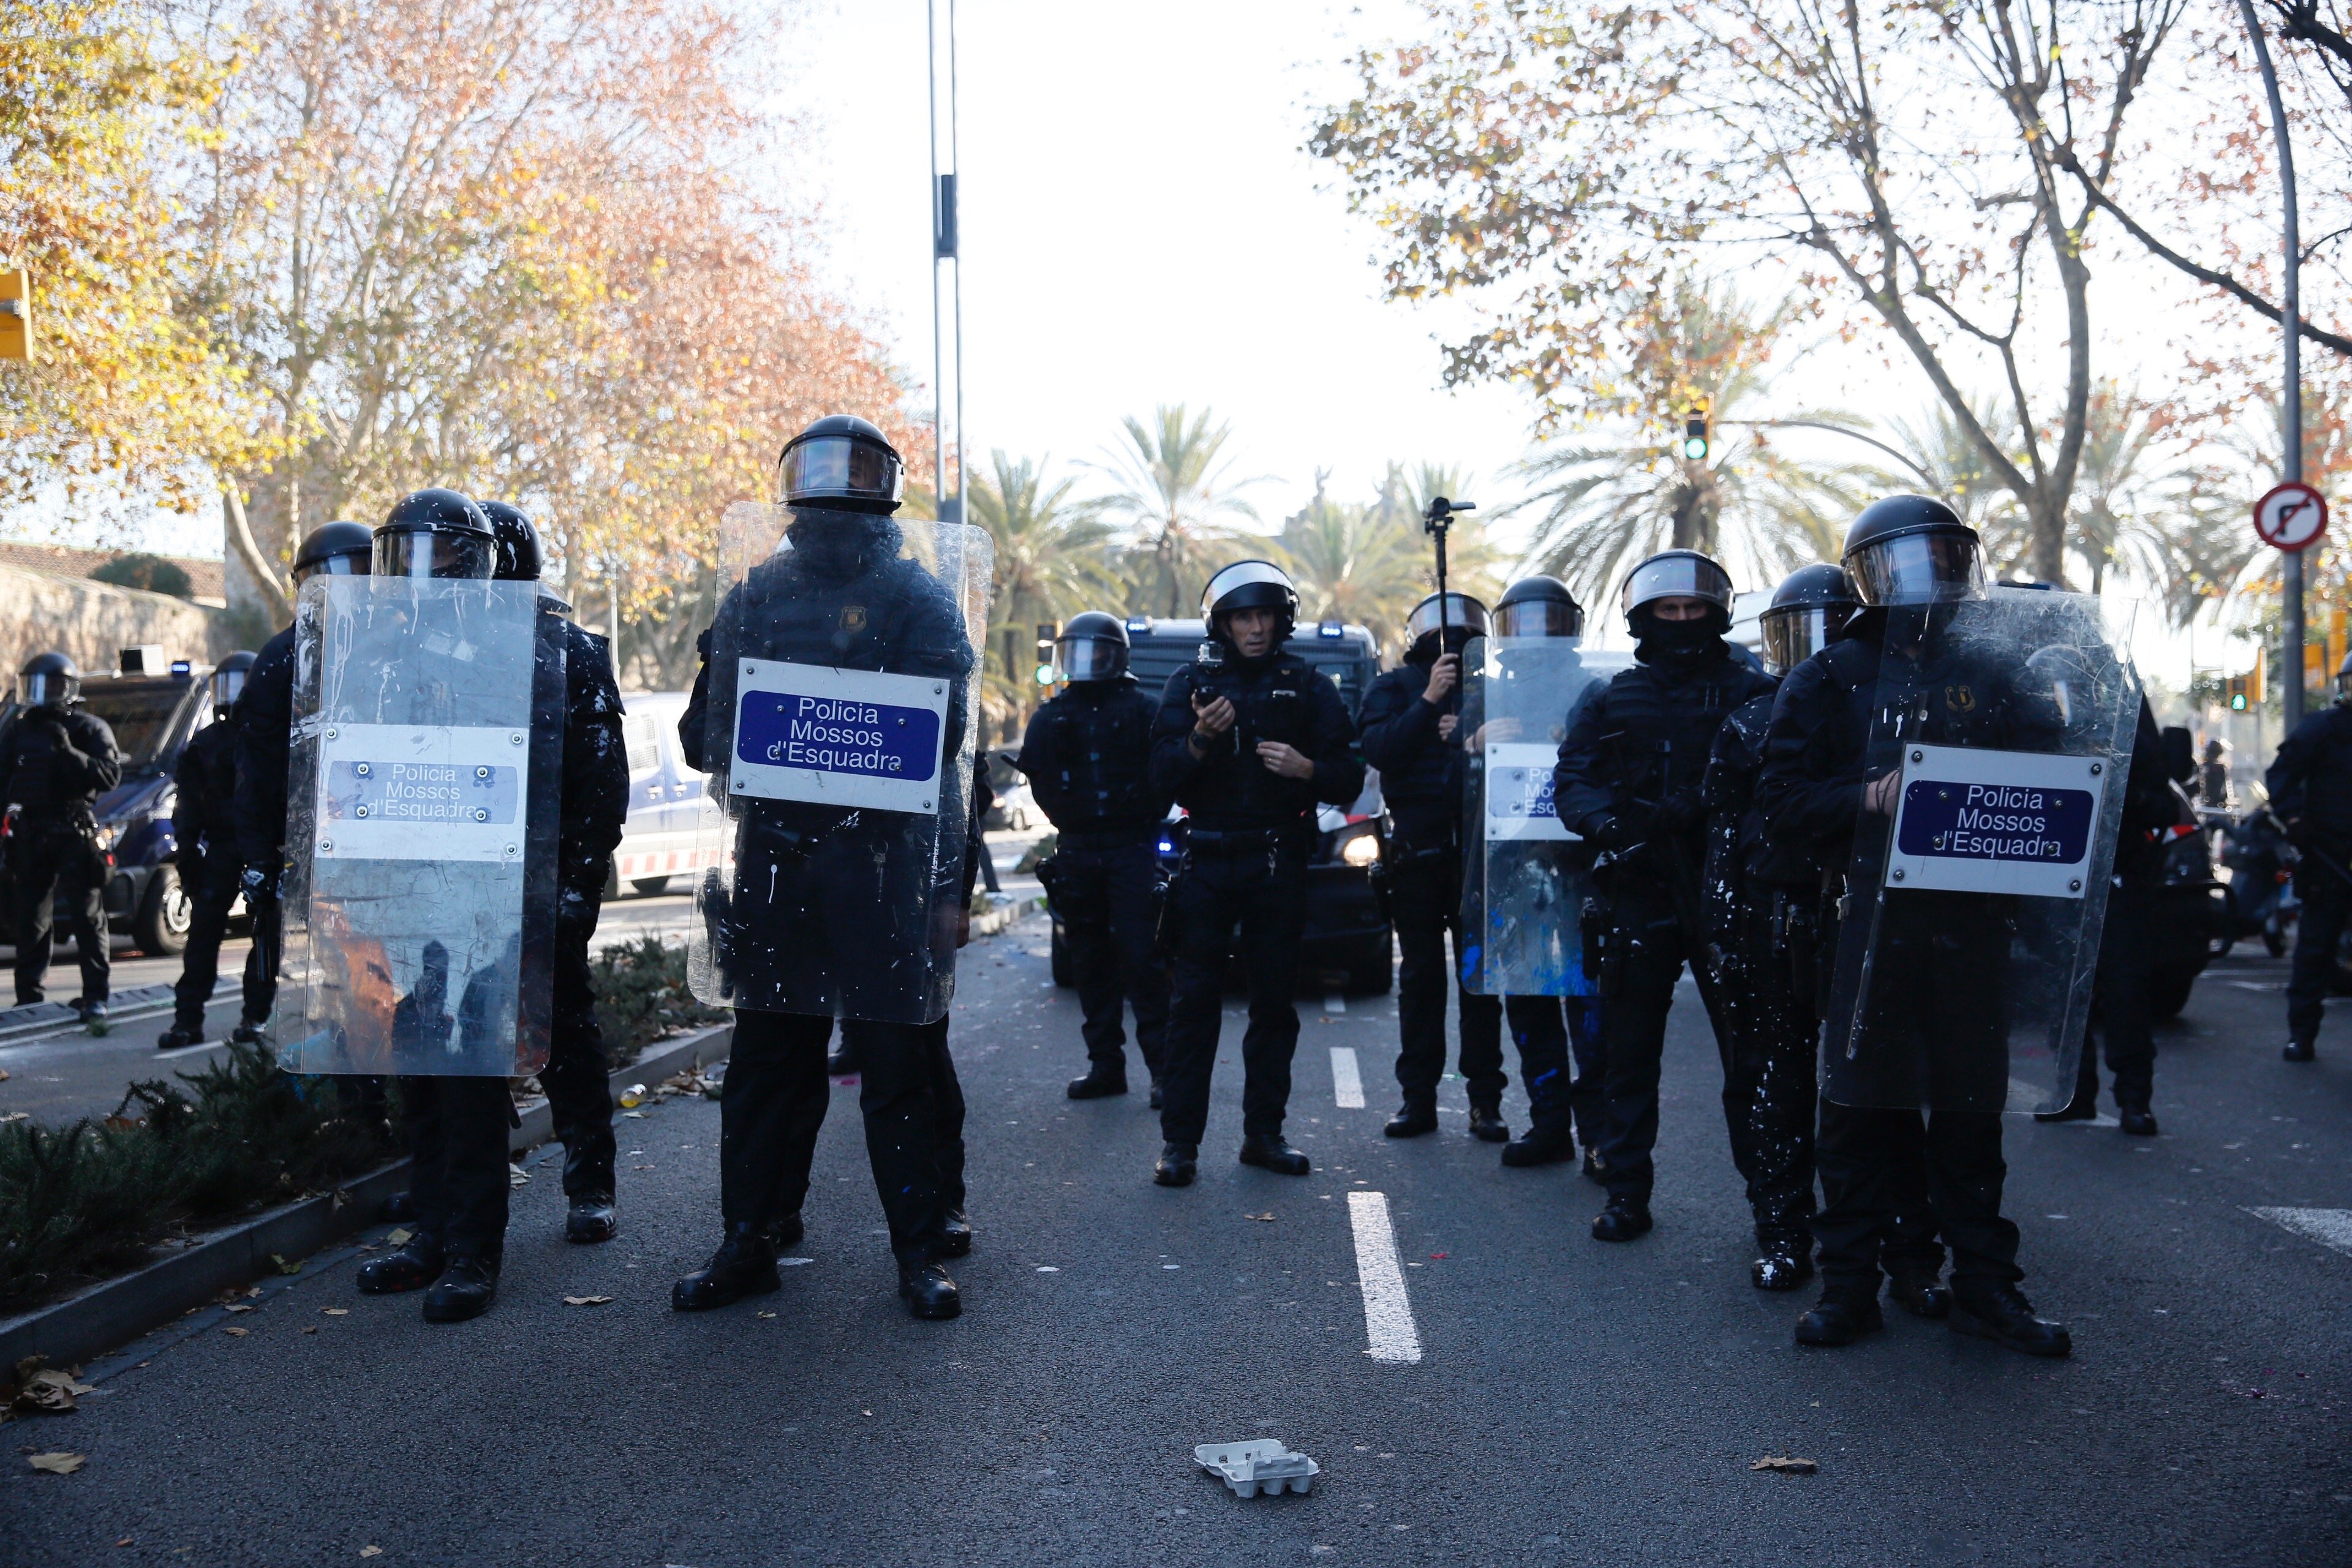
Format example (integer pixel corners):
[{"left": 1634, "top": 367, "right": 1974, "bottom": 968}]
[{"left": 0, "top": 1019, "right": 733, "bottom": 1371}]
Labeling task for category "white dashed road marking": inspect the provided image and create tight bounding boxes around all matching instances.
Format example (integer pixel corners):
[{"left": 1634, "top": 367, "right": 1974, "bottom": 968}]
[
  {"left": 1330, "top": 1047, "right": 1365, "bottom": 1110},
  {"left": 2250, "top": 1207, "right": 2352, "bottom": 1259},
  {"left": 1323, "top": 993, "right": 1346, "bottom": 1014},
  {"left": 1347, "top": 1191, "right": 1422, "bottom": 1365}
]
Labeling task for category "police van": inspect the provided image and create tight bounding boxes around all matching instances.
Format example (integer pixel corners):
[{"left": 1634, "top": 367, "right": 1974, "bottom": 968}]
[
  {"left": 1046, "top": 616, "right": 1393, "bottom": 994},
  {"left": 606, "top": 692, "right": 717, "bottom": 897}
]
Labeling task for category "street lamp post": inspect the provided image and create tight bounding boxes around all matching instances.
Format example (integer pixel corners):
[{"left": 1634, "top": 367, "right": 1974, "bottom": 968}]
[
  {"left": 2237, "top": 0, "right": 2304, "bottom": 730},
  {"left": 927, "top": 0, "right": 964, "bottom": 526}
]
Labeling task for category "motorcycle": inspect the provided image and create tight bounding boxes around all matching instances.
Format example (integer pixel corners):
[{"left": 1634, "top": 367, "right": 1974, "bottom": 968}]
[{"left": 2215, "top": 808, "right": 2297, "bottom": 959}]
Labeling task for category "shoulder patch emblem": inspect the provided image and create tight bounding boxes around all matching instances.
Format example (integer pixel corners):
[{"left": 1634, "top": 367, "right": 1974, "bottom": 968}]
[
  {"left": 1945, "top": 684, "right": 1976, "bottom": 714},
  {"left": 840, "top": 605, "right": 867, "bottom": 635}
]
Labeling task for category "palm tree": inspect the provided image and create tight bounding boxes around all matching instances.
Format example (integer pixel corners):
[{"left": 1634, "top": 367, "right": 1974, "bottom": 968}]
[
  {"left": 964, "top": 450, "right": 1118, "bottom": 737},
  {"left": 1277, "top": 471, "right": 1427, "bottom": 652},
  {"left": 1088, "top": 404, "right": 1270, "bottom": 616},
  {"left": 1371, "top": 461, "right": 1507, "bottom": 606}
]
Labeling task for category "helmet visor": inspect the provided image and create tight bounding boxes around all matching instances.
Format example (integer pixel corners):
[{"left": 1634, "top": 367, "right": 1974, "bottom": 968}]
[
  {"left": 1405, "top": 594, "right": 1490, "bottom": 650},
  {"left": 22, "top": 671, "right": 72, "bottom": 707},
  {"left": 1621, "top": 554, "right": 1734, "bottom": 616},
  {"left": 293, "top": 550, "right": 369, "bottom": 586},
  {"left": 782, "top": 434, "right": 905, "bottom": 507},
  {"left": 373, "top": 529, "right": 496, "bottom": 581},
  {"left": 1847, "top": 531, "right": 1986, "bottom": 607},
  {"left": 1760, "top": 607, "right": 1841, "bottom": 675},
  {"left": 1494, "top": 598, "right": 1583, "bottom": 639},
  {"left": 209, "top": 667, "right": 248, "bottom": 712},
  {"left": 1055, "top": 636, "right": 1128, "bottom": 683}
]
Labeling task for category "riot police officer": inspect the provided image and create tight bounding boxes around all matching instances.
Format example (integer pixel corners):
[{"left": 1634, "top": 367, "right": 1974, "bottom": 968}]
[
  {"left": 2265, "top": 652, "right": 2352, "bottom": 1063},
  {"left": 232, "top": 519, "right": 375, "bottom": 1043},
  {"left": 1147, "top": 560, "right": 1364, "bottom": 1186},
  {"left": 3, "top": 652, "right": 124, "bottom": 1028},
  {"left": 1017, "top": 611, "right": 1172, "bottom": 1102},
  {"left": 1360, "top": 592, "right": 1509, "bottom": 1141},
  {"left": 670, "top": 415, "right": 978, "bottom": 1321},
  {"left": 1554, "top": 551, "right": 1773, "bottom": 1240},
  {"left": 1700, "top": 564, "right": 1857, "bottom": 1289},
  {"left": 158, "top": 652, "right": 257, "bottom": 1049},
  {"left": 1757, "top": 495, "right": 2073, "bottom": 1356},
  {"left": 478, "top": 499, "right": 632, "bottom": 1239}
]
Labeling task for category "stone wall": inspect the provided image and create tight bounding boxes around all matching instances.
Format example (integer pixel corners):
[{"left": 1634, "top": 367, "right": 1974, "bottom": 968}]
[{"left": 0, "top": 563, "right": 230, "bottom": 685}]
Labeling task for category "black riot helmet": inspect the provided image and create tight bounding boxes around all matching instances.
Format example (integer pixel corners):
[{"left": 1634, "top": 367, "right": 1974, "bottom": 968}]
[
  {"left": 373, "top": 489, "right": 497, "bottom": 580},
  {"left": 1493, "top": 575, "right": 1584, "bottom": 639},
  {"left": 19, "top": 650, "right": 81, "bottom": 710},
  {"left": 475, "top": 499, "right": 542, "bottom": 582},
  {"left": 1054, "top": 611, "right": 1131, "bottom": 684},
  {"left": 292, "top": 521, "right": 375, "bottom": 585},
  {"left": 208, "top": 651, "right": 257, "bottom": 718},
  {"left": 1842, "top": 494, "right": 1986, "bottom": 607},
  {"left": 1200, "top": 559, "right": 1300, "bottom": 643},
  {"left": 1758, "top": 563, "right": 1861, "bottom": 676},
  {"left": 1403, "top": 592, "right": 1490, "bottom": 663},
  {"left": 778, "top": 415, "right": 905, "bottom": 515},
  {"left": 1620, "top": 549, "right": 1734, "bottom": 638}
]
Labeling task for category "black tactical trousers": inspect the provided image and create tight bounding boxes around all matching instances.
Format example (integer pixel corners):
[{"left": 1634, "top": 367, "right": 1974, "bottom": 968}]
[
  {"left": 1712, "top": 895, "right": 1818, "bottom": 1245},
  {"left": 1159, "top": 842, "right": 1307, "bottom": 1147},
  {"left": 1390, "top": 848, "right": 1504, "bottom": 1109},
  {"left": 721, "top": 1008, "right": 962, "bottom": 1265},
  {"left": 11, "top": 820, "right": 110, "bottom": 1006},
  {"left": 1595, "top": 897, "right": 1728, "bottom": 1204},
  {"left": 1501, "top": 994, "right": 1604, "bottom": 1145},
  {"left": 1052, "top": 840, "right": 1169, "bottom": 1080},
  {"left": 245, "top": 886, "right": 281, "bottom": 1025},
  {"left": 399, "top": 1074, "right": 513, "bottom": 1257},
  {"left": 2075, "top": 879, "right": 2155, "bottom": 1111},
  {"left": 543, "top": 914, "right": 616, "bottom": 1197},
  {"left": 170, "top": 851, "right": 239, "bottom": 1030},
  {"left": 1814, "top": 1102, "right": 2020, "bottom": 1291},
  {"left": 2286, "top": 861, "right": 2351, "bottom": 1046}
]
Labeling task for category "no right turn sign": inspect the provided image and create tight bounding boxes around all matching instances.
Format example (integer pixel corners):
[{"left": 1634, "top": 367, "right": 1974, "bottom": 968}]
[{"left": 2255, "top": 481, "right": 2329, "bottom": 551}]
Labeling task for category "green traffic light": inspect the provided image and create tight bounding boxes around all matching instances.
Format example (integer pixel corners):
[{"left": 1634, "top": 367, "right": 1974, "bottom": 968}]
[
  {"left": 1682, "top": 435, "right": 1708, "bottom": 461},
  {"left": 1035, "top": 665, "right": 1055, "bottom": 686},
  {"left": 2231, "top": 693, "right": 2248, "bottom": 710}
]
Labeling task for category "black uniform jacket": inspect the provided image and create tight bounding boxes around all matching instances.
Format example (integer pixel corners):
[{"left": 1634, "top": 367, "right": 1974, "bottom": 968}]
[
  {"left": 1356, "top": 657, "right": 1463, "bottom": 851},
  {"left": 2266, "top": 701, "right": 2352, "bottom": 858},
  {"left": 1148, "top": 643, "right": 1364, "bottom": 835},
  {"left": 173, "top": 719, "right": 238, "bottom": 861},
  {"left": 1016, "top": 676, "right": 1166, "bottom": 840},
  {"left": 555, "top": 616, "right": 630, "bottom": 901},
  {"left": 232, "top": 624, "right": 297, "bottom": 871},
  {"left": 0, "top": 706, "right": 123, "bottom": 823}
]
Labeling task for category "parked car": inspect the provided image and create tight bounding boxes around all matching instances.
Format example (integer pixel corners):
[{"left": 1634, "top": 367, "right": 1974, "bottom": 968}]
[
  {"left": 606, "top": 691, "right": 717, "bottom": 898},
  {"left": 982, "top": 748, "right": 1037, "bottom": 831}
]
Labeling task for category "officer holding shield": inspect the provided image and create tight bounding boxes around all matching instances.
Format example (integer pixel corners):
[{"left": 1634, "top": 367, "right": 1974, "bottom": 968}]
[
  {"left": 157, "top": 653, "right": 256, "bottom": 1050},
  {"left": 671, "top": 415, "right": 982, "bottom": 1322},
  {"left": 1757, "top": 496, "right": 2079, "bottom": 1356}
]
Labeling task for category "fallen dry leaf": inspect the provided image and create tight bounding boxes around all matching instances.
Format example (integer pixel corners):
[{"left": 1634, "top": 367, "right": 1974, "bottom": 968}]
[
  {"left": 303, "top": 1327, "right": 318, "bottom": 1335},
  {"left": 221, "top": 1327, "right": 248, "bottom": 1338},
  {"left": 1751, "top": 1456, "right": 1818, "bottom": 1475},
  {"left": 1245, "top": 1212, "right": 1276, "bottom": 1223},
  {"left": 244, "top": 1286, "right": 263, "bottom": 1298},
  {"left": 270, "top": 1254, "right": 301, "bottom": 1275},
  {"left": 0, "top": 1111, "right": 26, "bottom": 1125},
  {"left": 28, "top": 1451, "right": 85, "bottom": 1474},
  {"left": 562, "top": 1295, "right": 612, "bottom": 1306},
  {"left": 322, "top": 1308, "right": 349, "bottom": 1317},
  {"left": 756, "top": 1311, "right": 778, "bottom": 1320},
  {"left": 386, "top": 1228, "right": 413, "bottom": 1246},
  {"left": 10, "top": 1364, "right": 96, "bottom": 1415},
  {"left": 360, "top": 1548, "right": 383, "bottom": 1558},
  {"left": 222, "top": 1303, "right": 252, "bottom": 1314}
]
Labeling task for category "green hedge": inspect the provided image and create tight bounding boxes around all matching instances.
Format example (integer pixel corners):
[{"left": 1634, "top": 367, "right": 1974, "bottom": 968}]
[{"left": 589, "top": 935, "right": 728, "bottom": 1068}]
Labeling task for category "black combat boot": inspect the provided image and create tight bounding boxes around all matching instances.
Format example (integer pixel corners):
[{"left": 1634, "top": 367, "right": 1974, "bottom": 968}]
[
  {"left": 1499, "top": 1121, "right": 1575, "bottom": 1169},
  {"left": 1066, "top": 1063, "right": 1128, "bottom": 1099},
  {"left": 157, "top": 1021, "right": 205, "bottom": 1050},
  {"left": 898, "top": 1257, "right": 962, "bottom": 1321},
  {"left": 356, "top": 1231, "right": 445, "bottom": 1294},
  {"left": 1467, "top": 1102, "right": 1509, "bottom": 1144},
  {"left": 421, "top": 1251, "right": 500, "bottom": 1323},
  {"left": 1795, "top": 1284, "right": 1885, "bottom": 1348},
  {"left": 671, "top": 1221, "right": 783, "bottom": 1311},
  {"left": 230, "top": 1017, "right": 269, "bottom": 1045},
  {"left": 1153, "top": 1143, "right": 1198, "bottom": 1187},
  {"left": 565, "top": 1191, "right": 618, "bottom": 1244},
  {"left": 769, "top": 1211, "right": 805, "bottom": 1250},
  {"left": 1950, "top": 1281, "right": 2071, "bottom": 1358},
  {"left": 937, "top": 1207, "right": 973, "bottom": 1258},
  {"left": 1384, "top": 1100, "right": 1438, "bottom": 1139},
  {"left": 1590, "top": 1196, "right": 1653, "bottom": 1242},
  {"left": 1238, "top": 1133, "right": 1311, "bottom": 1175},
  {"left": 1751, "top": 1234, "right": 1814, "bottom": 1292},
  {"left": 2118, "top": 1104, "right": 2159, "bottom": 1136},
  {"left": 2283, "top": 1038, "right": 2317, "bottom": 1063},
  {"left": 1885, "top": 1259, "right": 1953, "bottom": 1319}
]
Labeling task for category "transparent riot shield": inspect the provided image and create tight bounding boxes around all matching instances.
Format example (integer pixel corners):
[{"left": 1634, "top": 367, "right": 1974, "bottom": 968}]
[
  {"left": 686, "top": 502, "right": 992, "bottom": 1023},
  {"left": 1460, "top": 635, "right": 1605, "bottom": 995},
  {"left": 277, "top": 576, "right": 563, "bottom": 1077},
  {"left": 1820, "top": 587, "right": 2140, "bottom": 1112}
]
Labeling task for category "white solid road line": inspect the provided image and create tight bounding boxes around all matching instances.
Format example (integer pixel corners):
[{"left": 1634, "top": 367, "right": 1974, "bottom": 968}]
[
  {"left": 2250, "top": 1207, "right": 2352, "bottom": 1259},
  {"left": 1347, "top": 1191, "right": 1423, "bottom": 1365},
  {"left": 1329, "top": 1046, "right": 1365, "bottom": 1110}
]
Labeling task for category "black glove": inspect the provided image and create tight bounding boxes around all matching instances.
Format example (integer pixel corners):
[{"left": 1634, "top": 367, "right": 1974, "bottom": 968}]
[
  {"left": 241, "top": 863, "right": 279, "bottom": 900},
  {"left": 1657, "top": 786, "right": 1705, "bottom": 834},
  {"left": 1581, "top": 810, "right": 1637, "bottom": 851}
]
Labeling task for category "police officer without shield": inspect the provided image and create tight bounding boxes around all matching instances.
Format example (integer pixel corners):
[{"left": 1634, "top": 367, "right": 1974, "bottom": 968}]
[
  {"left": 3, "top": 652, "right": 124, "bottom": 1028},
  {"left": 157, "top": 652, "right": 256, "bottom": 1050},
  {"left": 478, "top": 499, "right": 631, "bottom": 1238},
  {"left": 671, "top": 415, "right": 981, "bottom": 1321},
  {"left": 1017, "top": 611, "right": 1172, "bottom": 1103},
  {"left": 233, "top": 519, "right": 375, "bottom": 1044},
  {"left": 1700, "top": 564, "right": 1858, "bottom": 1291},
  {"left": 1757, "top": 496, "right": 2081, "bottom": 1356},
  {"left": 1555, "top": 551, "right": 1774, "bottom": 1241},
  {"left": 2265, "top": 653, "right": 2352, "bottom": 1063},
  {"left": 1148, "top": 560, "right": 1365, "bottom": 1187},
  {"left": 1360, "top": 591, "right": 1509, "bottom": 1142}
]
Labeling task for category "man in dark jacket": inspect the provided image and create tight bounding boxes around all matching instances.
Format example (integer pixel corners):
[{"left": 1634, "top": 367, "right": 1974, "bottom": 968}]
[
  {"left": 2266, "top": 657, "right": 2352, "bottom": 1063},
  {"left": 1359, "top": 591, "right": 1507, "bottom": 1142},
  {"left": 159, "top": 654, "right": 257, "bottom": 1049},
  {"left": 4, "top": 652, "right": 124, "bottom": 1027},
  {"left": 1018, "top": 611, "right": 1171, "bottom": 1102},
  {"left": 1147, "top": 560, "right": 1365, "bottom": 1188},
  {"left": 1555, "top": 551, "right": 1774, "bottom": 1242}
]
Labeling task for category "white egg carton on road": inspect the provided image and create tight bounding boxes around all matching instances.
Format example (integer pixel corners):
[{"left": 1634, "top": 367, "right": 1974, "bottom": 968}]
[{"left": 1194, "top": 1439, "right": 1319, "bottom": 1498}]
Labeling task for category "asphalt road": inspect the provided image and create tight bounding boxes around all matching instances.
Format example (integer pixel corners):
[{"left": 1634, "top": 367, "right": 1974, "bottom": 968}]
[{"left": 8, "top": 918, "right": 2351, "bottom": 1566}]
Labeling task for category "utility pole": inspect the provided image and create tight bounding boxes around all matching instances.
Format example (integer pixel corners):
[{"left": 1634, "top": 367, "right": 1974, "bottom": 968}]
[
  {"left": 927, "top": 0, "right": 964, "bottom": 525},
  {"left": 2239, "top": 0, "right": 2304, "bottom": 731}
]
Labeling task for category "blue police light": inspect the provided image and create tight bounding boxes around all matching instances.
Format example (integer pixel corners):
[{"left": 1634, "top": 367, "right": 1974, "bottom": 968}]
[
  {"left": 1317, "top": 621, "right": 1344, "bottom": 638},
  {"left": 169, "top": 659, "right": 193, "bottom": 676},
  {"left": 1125, "top": 617, "right": 1151, "bottom": 633}
]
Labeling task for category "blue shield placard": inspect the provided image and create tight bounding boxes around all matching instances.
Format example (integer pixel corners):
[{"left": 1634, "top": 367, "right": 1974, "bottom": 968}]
[
  {"left": 1882, "top": 743, "right": 2110, "bottom": 897},
  {"left": 728, "top": 659, "right": 951, "bottom": 814}
]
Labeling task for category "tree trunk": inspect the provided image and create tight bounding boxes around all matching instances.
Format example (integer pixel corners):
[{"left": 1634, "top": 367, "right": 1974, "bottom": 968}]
[{"left": 224, "top": 484, "right": 293, "bottom": 626}]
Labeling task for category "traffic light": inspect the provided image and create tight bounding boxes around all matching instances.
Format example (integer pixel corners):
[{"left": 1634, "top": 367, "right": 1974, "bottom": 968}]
[
  {"left": 0, "top": 265, "right": 30, "bottom": 363},
  {"left": 1035, "top": 622, "right": 1057, "bottom": 687},
  {"left": 1681, "top": 405, "right": 1709, "bottom": 462}
]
